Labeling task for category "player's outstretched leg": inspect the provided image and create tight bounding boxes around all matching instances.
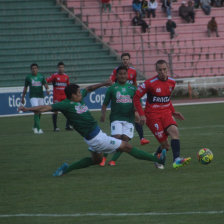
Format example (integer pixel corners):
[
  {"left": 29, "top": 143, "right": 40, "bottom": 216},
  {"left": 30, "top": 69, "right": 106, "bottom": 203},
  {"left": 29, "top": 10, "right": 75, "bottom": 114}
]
[
  {"left": 171, "top": 139, "right": 191, "bottom": 168},
  {"left": 53, "top": 152, "right": 102, "bottom": 176},
  {"left": 135, "top": 123, "right": 150, "bottom": 145},
  {"left": 119, "top": 141, "right": 166, "bottom": 165}
]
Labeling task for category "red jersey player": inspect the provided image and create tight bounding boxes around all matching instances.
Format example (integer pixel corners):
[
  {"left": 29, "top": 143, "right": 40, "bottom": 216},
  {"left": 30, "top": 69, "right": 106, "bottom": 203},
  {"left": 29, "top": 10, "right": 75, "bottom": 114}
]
[
  {"left": 133, "top": 60, "right": 191, "bottom": 169},
  {"left": 46, "top": 62, "right": 71, "bottom": 131}
]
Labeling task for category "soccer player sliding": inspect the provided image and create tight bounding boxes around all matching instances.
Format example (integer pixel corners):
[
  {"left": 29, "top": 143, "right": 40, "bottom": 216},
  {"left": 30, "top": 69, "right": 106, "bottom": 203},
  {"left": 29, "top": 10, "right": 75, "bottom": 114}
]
[
  {"left": 134, "top": 60, "right": 191, "bottom": 169},
  {"left": 19, "top": 80, "right": 166, "bottom": 176}
]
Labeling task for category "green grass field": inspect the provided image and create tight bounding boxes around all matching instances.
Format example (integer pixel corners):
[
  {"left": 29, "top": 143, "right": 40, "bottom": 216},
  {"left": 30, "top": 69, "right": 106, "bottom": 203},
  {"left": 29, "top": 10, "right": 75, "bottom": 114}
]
[{"left": 0, "top": 103, "right": 224, "bottom": 224}]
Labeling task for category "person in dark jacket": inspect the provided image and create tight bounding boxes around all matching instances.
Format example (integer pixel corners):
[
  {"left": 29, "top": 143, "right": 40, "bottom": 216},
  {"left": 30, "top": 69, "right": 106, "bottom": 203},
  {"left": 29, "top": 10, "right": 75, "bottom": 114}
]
[
  {"left": 132, "top": 11, "right": 150, "bottom": 33},
  {"left": 166, "top": 16, "right": 177, "bottom": 39}
]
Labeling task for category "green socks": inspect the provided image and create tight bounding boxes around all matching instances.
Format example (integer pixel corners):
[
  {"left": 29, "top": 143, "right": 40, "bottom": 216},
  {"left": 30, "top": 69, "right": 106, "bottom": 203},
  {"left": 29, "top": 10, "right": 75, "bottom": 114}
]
[
  {"left": 128, "top": 147, "right": 159, "bottom": 162},
  {"left": 65, "top": 157, "right": 94, "bottom": 174},
  {"left": 34, "top": 114, "right": 40, "bottom": 130},
  {"left": 110, "top": 151, "right": 122, "bottom": 161}
]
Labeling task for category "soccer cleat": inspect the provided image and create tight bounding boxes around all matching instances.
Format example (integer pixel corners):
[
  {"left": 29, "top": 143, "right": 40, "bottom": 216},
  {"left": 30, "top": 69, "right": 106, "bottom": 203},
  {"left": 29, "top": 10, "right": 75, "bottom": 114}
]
[
  {"left": 65, "top": 126, "right": 73, "bottom": 131},
  {"left": 157, "top": 149, "right": 166, "bottom": 165},
  {"left": 38, "top": 129, "right": 44, "bottom": 134},
  {"left": 99, "top": 157, "right": 107, "bottom": 167},
  {"left": 108, "top": 161, "right": 116, "bottom": 166},
  {"left": 54, "top": 128, "right": 60, "bottom": 132},
  {"left": 140, "top": 138, "right": 150, "bottom": 145},
  {"left": 53, "top": 162, "right": 68, "bottom": 176},
  {"left": 154, "top": 162, "right": 165, "bottom": 169},
  {"left": 173, "top": 157, "right": 191, "bottom": 169},
  {"left": 33, "top": 128, "right": 39, "bottom": 134}
]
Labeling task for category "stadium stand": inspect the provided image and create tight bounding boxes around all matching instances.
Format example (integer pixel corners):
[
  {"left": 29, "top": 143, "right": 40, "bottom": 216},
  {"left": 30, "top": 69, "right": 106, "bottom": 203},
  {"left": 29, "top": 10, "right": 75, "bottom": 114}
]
[
  {"left": 0, "top": 0, "right": 120, "bottom": 87},
  {"left": 66, "top": 0, "right": 224, "bottom": 79}
]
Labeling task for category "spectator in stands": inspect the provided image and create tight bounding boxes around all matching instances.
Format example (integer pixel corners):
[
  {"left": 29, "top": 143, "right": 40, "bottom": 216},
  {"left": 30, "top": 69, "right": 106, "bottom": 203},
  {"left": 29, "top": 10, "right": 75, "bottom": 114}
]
[
  {"left": 166, "top": 16, "right": 177, "bottom": 39},
  {"left": 132, "top": 11, "right": 150, "bottom": 33},
  {"left": 179, "top": 1, "right": 191, "bottom": 22},
  {"left": 194, "top": 0, "right": 200, "bottom": 8},
  {"left": 207, "top": 17, "right": 220, "bottom": 37},
  {"left": 211, "top": 0, "right": 222, "bottom": 7},
  {"left": 187, "top": 1, "right": 195, "bottom": 23},
  {"left": 162, "top": 0, "right": 172, "bottom": 17},
  {"left": 141, "top": 0, "right": 150, "bottom": 17},
  {"left": 132, "top": 0, "right": 142, "bottom": 15},
  {"left": 148, "top": 0, "right": 158, "bottom": 18},
  {"left": 200, "top": 0, "right": 211, "bottom": 15},
  {"left": 101, "top": 0, "right": 111, "bottom": 13}
]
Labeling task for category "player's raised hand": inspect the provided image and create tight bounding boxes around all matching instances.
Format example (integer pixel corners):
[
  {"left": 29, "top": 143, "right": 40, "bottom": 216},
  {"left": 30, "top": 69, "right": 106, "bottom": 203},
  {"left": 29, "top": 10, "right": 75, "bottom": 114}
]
[
  {"left": 139, "top": 115, "right": 146, "bottom": 126},
  {"left": 173, "top": 112, "right": 185, "bottom": 120}
]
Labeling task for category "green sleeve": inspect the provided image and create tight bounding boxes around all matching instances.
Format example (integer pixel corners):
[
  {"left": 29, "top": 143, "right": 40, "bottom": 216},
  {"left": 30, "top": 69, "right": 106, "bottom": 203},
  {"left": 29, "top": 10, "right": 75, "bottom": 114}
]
[
  {"left": 25, "top": 76, "right": 29, "bottom": 87},
  {"left": 103, "top": 87, "right": 111, "bottom": 106},
  {"left": 51, "top": 101, "right": 69, "bottom": 112}
]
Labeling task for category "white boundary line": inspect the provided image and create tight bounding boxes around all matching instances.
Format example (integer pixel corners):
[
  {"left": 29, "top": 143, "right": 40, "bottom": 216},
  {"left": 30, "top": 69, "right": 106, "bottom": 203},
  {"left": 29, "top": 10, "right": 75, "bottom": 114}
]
[{"left": 0, "top": 211, "right": 223, "bottom": 218}]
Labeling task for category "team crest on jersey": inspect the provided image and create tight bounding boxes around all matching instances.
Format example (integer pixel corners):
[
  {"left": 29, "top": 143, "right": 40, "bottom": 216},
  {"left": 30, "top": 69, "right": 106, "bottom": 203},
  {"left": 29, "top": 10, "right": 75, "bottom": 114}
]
[
  {"left": 130, "top": 74, "right": 133, "bottom": 78},
  {"left": 75, "top": 104, "right": 88, "bottom": 114},
  {"left": 116, "top": 91, "right": 132, "bottom": 103},
  {"left": 31, "top": 79, "right": 41, "bottom": 86},
  {"left": 122, "top": 88, "right": 126, "bottom": 92},
  {"left": 156, "top": 88, "right": 161, "bottom": 93},
  {"left": 57, "top": 77, "right": 60, "bottom": 81},
  {"left": 169, "top": 86, "right": 173, "bottom": 92}
]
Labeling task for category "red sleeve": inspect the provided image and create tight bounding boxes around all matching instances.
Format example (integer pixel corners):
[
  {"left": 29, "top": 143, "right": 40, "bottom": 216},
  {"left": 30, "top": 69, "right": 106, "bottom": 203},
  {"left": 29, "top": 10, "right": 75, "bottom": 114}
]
[
  {"left": 46, "top": 74, "right": 54, "bottom": 83},
  {"left": 133, "top": 81, "right": 148, "bottom": 116},
  {"left": 109, "top": 69, "right": 117, "bottom": 82}
]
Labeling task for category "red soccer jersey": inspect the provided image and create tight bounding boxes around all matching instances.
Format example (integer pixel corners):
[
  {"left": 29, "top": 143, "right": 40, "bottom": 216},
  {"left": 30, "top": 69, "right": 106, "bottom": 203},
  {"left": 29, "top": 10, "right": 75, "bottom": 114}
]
[
  {"left": 110, "top": 66, "right": 137, "bottom": 86},
  {"left": 134, "top": 75, "right": 176, "bottom": 116},
  {"left": 46, "top": 73, "right": 69, "bottom": 102}
]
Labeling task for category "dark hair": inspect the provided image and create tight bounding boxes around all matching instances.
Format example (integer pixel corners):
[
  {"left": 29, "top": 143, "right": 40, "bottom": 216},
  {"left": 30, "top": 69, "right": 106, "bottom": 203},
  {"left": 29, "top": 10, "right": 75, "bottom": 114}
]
[
  {"left": 155, "top": 60, "right": 168, "bottom": 68},
  {"left": 116, "top": 65, "right": 128, "bottom": 74},
  {"left": 30, "top": 63, "right": 38, "bottom": 69},
  {"left": 64, "top": 84, "right": 80, "bottom": 99},
  {"left": 121, "top": 52, "right": 131, "bottom": 59},
  {"left": 57, "top": 61, "right": 65, "bottom": 67}
]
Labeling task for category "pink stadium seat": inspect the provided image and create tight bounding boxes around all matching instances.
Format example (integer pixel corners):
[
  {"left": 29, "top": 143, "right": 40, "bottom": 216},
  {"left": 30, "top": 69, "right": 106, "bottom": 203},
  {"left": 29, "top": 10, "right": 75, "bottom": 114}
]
[{"left": 66, "top": 0, "right": 224, "bottom": 78}]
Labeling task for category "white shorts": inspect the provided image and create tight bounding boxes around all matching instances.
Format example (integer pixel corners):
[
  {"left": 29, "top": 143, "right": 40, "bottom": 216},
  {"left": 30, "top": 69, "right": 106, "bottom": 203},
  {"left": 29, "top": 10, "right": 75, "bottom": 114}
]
[
  {"left": 84, "top": 130, "right": 122, "bottom": 154},
  {"left": 111, "top": 120, "right": 134, "bottom": 139},
  {"left": 30, "top": 98, "right": 44, "bottom": 107}
]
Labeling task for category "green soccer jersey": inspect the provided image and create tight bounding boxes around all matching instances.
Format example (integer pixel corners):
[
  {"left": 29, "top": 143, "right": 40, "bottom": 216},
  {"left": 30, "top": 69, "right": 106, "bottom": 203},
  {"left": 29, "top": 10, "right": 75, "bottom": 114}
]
[
  {"left": 25, "top": 73, "right": 46, "bottom": 98},
  {"left": 51, "top": 89, "right": 98, "bottom": 138},
  {"left": 103, "top": 82, "right": 136, "bottom": 123}
]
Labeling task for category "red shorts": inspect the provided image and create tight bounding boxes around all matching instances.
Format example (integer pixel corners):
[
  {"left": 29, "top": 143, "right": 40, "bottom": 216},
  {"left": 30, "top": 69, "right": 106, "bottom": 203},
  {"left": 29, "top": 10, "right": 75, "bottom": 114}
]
[{"left": 146, "top": 111, "right": 177, "bottom": 143}]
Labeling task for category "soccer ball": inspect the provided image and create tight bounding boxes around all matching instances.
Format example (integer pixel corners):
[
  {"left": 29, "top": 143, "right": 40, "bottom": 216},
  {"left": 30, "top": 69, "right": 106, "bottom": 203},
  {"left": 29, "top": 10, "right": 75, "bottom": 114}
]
[{"left": 197, "top": 148, "right": 213, "bottom": 165}]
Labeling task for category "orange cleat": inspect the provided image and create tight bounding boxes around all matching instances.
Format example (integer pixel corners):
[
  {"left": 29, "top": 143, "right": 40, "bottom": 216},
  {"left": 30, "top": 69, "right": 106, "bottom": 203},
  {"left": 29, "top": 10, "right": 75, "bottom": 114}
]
[
  {"left": 99, "top": 157, "right": 107, "bottom": 167},
  {"left": 140, "top": 138, "right": 150, "bottom": 145},
  {"left": 108, "top": 161, "right": 116, "bottom": 166}
]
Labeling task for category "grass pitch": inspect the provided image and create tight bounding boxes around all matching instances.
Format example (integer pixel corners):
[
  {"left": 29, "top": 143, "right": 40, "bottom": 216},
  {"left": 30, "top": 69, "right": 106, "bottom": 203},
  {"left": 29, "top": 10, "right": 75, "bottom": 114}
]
[{"left": 0, "top": 103, "right": 224, "bottom": 224}]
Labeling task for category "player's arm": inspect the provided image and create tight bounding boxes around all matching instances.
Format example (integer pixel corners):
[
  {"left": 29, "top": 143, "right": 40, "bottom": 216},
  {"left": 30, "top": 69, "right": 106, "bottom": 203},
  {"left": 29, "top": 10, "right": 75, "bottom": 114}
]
[
  {"left": 133, "top": 82, "right": 148, "bottom": 125},
  {"left": 21, "top": 86, "right": 28, "bottom": 105},
  {"left": 100, "top": 104, "right": 107, "bottom": 123},
  {"left": 44, "top": 83, "right": 50, "bottom": 95},
  {"left": 170, "top": 102, "right": 184, "bottom": 120},
  {"left": 19, "top": 105, "right": 52, "bottom": 113},
  {"left": 100, "top": 88, "right": 111, "bottom": 122},
  {"left": 85, "top": 80, "right": 112, "bottom": 93}
]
